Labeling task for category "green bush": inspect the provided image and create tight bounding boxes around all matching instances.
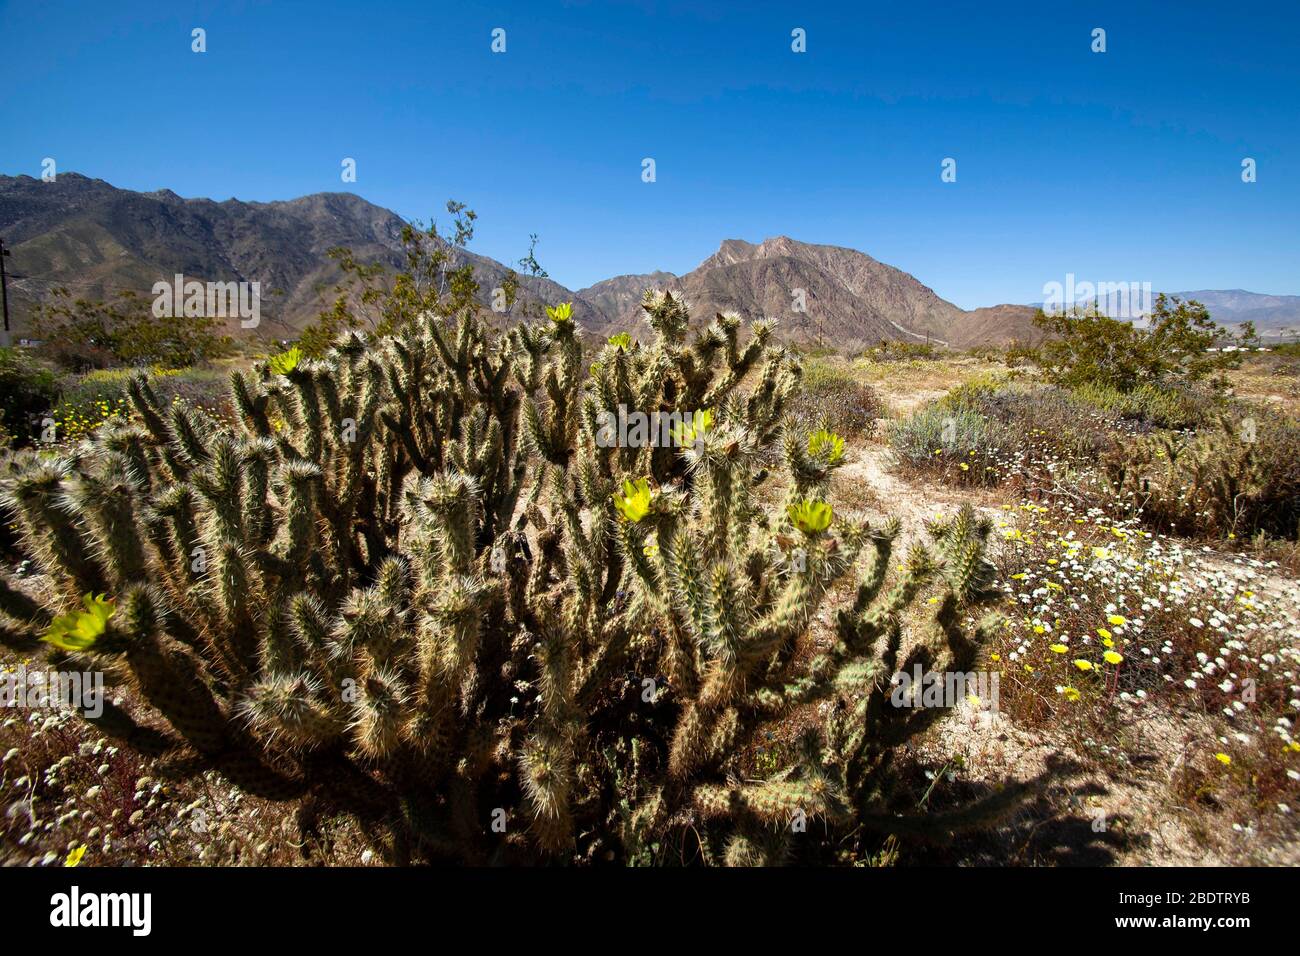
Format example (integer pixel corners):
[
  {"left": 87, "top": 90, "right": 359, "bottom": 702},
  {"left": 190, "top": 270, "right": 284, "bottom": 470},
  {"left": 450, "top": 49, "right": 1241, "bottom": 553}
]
[
  {"left": 33, "top": 289, "right": 233, "bottom": 372},
  {"left": 1071, "top": 381, "right": 1218, "bottom": 430},
  {"left": 1032, "top": 295, "right": 1254, "bottom": 393},
  {"left": 0, "top": 347, "right": 60, "bottom": 447}
]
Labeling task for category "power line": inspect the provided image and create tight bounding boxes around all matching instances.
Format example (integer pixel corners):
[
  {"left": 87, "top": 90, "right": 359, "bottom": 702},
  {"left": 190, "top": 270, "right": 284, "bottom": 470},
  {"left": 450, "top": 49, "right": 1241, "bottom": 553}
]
[{"left": 0, "top": 237, "right": 11, "bottom": 336}]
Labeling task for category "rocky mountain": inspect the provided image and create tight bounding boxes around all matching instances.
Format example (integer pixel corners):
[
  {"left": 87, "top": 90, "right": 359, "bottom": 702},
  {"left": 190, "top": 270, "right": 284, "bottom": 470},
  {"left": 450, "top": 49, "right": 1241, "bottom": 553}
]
[
  {"left": 0, "top": 173, "right": 600, "bottom": 339},
  {"left": 946, "top": 304, "right": 1041, "bottom": 348},
  {"left": 1170, "top": 290, "right": 1300, "bottom": 335},
  {"left": 578, "top": 237, "right": 968, "bottom": 347},
  {"left": 578, "top": 270, "right": 679, "bottom": 328},
  {"left": 2, "top": 174, "right": 1287, "bottom": 348}
]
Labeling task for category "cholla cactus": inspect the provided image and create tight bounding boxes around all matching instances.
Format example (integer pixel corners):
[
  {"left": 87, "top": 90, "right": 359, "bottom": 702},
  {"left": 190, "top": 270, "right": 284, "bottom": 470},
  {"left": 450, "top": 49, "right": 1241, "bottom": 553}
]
[
  {"left": 1104, "top": 412, "right": 1300, "bottom": 540},
  {"left": 0, "top": 289, "right": 1032, "bottom": 864}
]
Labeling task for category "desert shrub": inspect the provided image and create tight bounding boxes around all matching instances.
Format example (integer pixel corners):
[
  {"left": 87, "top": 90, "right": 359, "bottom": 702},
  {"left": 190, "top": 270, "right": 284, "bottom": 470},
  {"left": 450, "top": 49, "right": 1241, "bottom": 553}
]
[
  {"left": 32, "top": 289, "right": 233, "bottom": 372},
  {"left": 1071, "top": 381, "right": 1218, "bottom": 430},
  {"left": 50, "top": 367, "right": 231, "bottom": 445},
  {"left": 889, "top": 403, "right": 1003, "bottom": 485},
  {"left": 1104, "top": 408, "right": 1300, "bottom": 541},
  {"left": 785, "top": 357, "right": 884, "bottom": 438},
  {"left": 0, "top": 275, "right": 1034, "bottom": 865},
  {"left": 1002, "top": 341, "right": 1039, "bottom": 368},
  {"left": 0, "top": 347, "right": 60, "bottom": 447},
  {"left": 1032, "top": 295, "right": 1254, "bottom": 393},
  {"left": 962, "top": 345, "right": 1005, "bottom": 363},
  {"left": 890, "top": 377, "right": 1116, "bottom": 489}
]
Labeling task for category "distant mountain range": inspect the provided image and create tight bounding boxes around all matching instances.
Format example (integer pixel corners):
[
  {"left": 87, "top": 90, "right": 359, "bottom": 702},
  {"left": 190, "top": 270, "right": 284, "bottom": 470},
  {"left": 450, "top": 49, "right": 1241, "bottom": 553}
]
[{"left": 2, "top": 173, "right": 1296, "bottom": 347}]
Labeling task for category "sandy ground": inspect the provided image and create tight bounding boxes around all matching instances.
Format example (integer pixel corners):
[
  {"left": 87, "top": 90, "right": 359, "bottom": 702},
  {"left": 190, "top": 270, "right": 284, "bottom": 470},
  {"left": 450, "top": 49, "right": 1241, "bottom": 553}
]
[{"left": 807, "top": 362, "right": 1300, "bottom": 865}]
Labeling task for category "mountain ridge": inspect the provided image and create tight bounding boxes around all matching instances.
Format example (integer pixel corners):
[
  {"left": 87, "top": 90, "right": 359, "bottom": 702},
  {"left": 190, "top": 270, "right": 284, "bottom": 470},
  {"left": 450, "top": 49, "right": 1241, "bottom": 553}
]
[{"left": 2, "top": 173, "right": 1294, "bottom": 346}]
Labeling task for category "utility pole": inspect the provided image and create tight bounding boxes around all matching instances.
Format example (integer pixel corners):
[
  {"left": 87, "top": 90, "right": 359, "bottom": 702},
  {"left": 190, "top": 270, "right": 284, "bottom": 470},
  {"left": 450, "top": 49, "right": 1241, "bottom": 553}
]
[{"left": 0, "top": 237, "right": 11, "bottom": 343}]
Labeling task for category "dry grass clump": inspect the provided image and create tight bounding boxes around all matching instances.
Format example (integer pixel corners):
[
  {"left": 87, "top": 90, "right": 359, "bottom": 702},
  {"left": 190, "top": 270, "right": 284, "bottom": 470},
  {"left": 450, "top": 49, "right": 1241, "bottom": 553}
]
[
  {"left": 889, "top": 376, "right": 1120, "bottom": 491},
  {"left": 787, "top": 356, "right": 886, "bottom": 437}
]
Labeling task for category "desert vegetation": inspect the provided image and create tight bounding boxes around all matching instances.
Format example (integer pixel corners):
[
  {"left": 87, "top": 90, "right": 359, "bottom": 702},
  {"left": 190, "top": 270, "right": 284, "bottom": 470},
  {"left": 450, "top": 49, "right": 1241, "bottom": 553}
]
[
  {"left": 2, "top": 226, "right": 1298, "bottom": 868},
  {"left": 0, "top": 227, "right": 1051, "bottom": 867}
]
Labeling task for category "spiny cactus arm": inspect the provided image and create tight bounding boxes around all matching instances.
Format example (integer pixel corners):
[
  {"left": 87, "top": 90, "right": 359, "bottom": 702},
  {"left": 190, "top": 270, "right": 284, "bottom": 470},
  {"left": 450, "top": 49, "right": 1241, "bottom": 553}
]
[
  {"left": 666, "top": 701, "right": 712, "bottom": 778},
  {"left": 168, "top": 404, "right": 214, "bottom": 467},
  {"left": 241, "top": 672, "right": 347, "bottom": 750},
  {"left": 276, "top": 458, "right": 325, "bottom": 569},
  {"left": 230, "top": 369, "right": 274, "bottom": 438},
  {"left": 2, "top": 465, "right": 109, "bottom": 597},
  {"left": 125, "top": 373, "right": 172, "bottom": 448},
  {"left": 381, "top": 404, "right": 432, "bottom": 474},
  {"left": 190, "top": 438, "right": 246, "bottom": 543},
  {"left": 146, "top": 483, "right": 211, "bottom": 605},
  {"left": 98, "top": 423, "right": 154, "bottom": 491},
  {"left": 642, "top": 290, "right": 690, "bottom": 344},
  {"left": 113, "top": 586, "right": 235, "bottom": 753},
  {"left": 746, "top": 656, "right": 877, "bottom": 717},
  {"left": 286, "top": 365, "right": 329, "bottom": 462},
  {"left": 519, "top": 730, "right": 575, "bottom": 853},
  {"left": 285, "top": 591, "right": 355, "bottom": 688},
  {"left": 238, "top": 438, "right": 278, "bottom": 548},
  {"left": 350, "top": 665, "right": 413, "bottom": 760},
  {"left": 746, "top": 354, "right": 801, "bottom": 441},
  {"left": 782, "top": 428, "right": 845, "bottom": 499},
  {"left": 722, "top": 827, "right": 791, "bottom": 867},
  {"left": 735, "top": 570, "right": 814, "bottom": 669},
  {"left": 313, "top": 363, "right": 345, "bottom": 439},
  {"left": 694, "top": 777, "right": 851, "bottom": 828},
  {"left": 62, "top": 470, "right": 149, "bottom": 588}
]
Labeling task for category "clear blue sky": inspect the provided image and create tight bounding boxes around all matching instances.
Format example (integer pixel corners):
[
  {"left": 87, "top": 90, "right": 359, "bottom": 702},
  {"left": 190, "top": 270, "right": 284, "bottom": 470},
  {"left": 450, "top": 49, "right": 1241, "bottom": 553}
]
[{"left": 1, "top": 0, "right": 1296, "bottom": 307}]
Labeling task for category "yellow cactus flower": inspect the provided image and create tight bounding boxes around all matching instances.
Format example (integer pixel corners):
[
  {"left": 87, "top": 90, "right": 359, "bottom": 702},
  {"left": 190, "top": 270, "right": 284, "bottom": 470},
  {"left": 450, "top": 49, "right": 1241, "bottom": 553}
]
[
  {"left": 612, "top": 478, "right": 653, "bottom": 523},
  {"left": 268, "top": 346, "right": 302, "bottom": 376},
  {"left": 787, "top": 499, "right": 833, "bottom": 534},
  {"left": 807, "top": 428, "right": 846, "bottom": 464},
  {"left": 672, "top": 409, "right": 713, "bottom": 446},
  {"left": 42, "top": 593, "right": 116, "bottom": 652},
  {"left": 545, "top": 301, "right": 574, "bottom": 324}
]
